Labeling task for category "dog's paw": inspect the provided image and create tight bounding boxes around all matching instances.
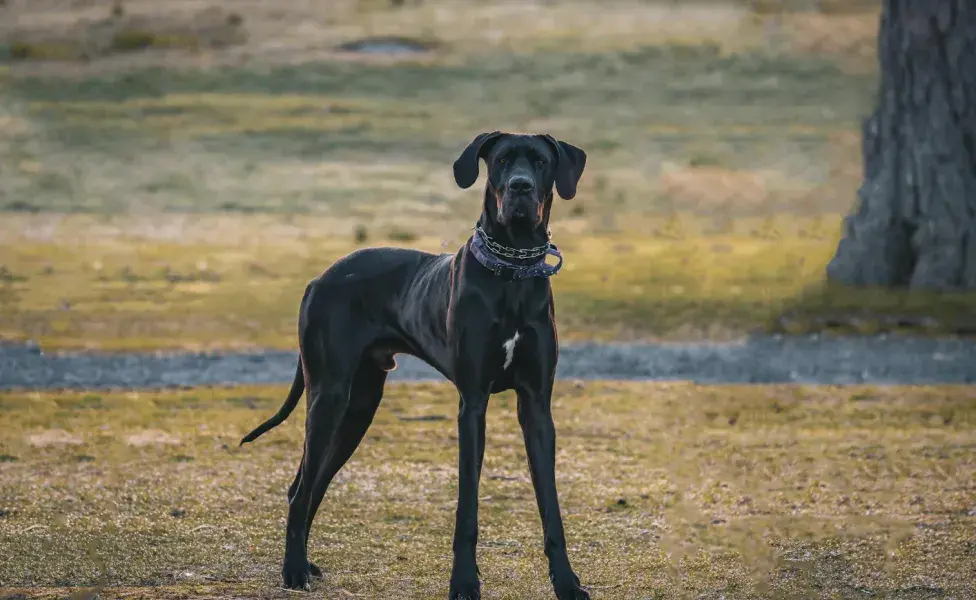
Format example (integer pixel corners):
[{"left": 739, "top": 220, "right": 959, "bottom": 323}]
[
  {"left": 558, "top": 586, "right": 590, "bottom": 600},
  {"left": 448, "top": 575, "right": 481, "bottom": 600},
  {"left": 308, "top": 561, "right": 324, "bottom": 580},
  {"left": 282, "top": 558, "right": 313, "bottom": 591},
  {"left": 552, "top": 570, "right": 589, "bottom": 600}
]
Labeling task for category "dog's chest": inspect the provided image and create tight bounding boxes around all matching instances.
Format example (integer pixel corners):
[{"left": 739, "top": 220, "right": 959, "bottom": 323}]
[
  {"left": 501, "top": 331, "right": 521, "bottom": 370},
  {"left": 454, "top": 280, "right": 550, "bottom": 375},
  {"left": 492, "top": 300, "right": 533, "bottom": 371}
]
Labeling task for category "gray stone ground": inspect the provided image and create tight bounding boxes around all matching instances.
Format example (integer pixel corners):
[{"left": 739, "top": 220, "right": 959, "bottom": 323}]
[{"left": 2, "top": 335, "right": 975, "bottom": 390}]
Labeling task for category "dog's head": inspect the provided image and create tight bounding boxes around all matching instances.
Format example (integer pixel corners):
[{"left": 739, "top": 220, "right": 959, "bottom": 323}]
[{"left": 453, "top": 132, "right": 586, "bottom": 227}]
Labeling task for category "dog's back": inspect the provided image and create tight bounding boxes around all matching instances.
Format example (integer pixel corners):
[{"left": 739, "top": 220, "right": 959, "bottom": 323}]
[
  {"left": 316, "top": 246, "right": 438, "bottom": 285},
  {"left": 302, "top": 246, "right": 456, "bottom": 377}
]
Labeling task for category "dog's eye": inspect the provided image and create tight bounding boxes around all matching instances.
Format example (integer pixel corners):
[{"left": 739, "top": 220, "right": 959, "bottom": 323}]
[
  {"left": 536, "top": 159, "right": 545, "bottom": 167},
  {"left": 498, "top": 158, "right": 506, "bottom": 164}
]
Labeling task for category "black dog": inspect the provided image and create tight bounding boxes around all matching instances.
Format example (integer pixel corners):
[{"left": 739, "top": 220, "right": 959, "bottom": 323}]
[{"left": 240, "top": 132, "right": 589, "bottom": 600}]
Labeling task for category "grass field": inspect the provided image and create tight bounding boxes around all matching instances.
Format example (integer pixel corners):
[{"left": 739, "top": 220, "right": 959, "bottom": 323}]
[
  {"left": 1, "top": 33, "right": 875, "bottom": 217},
  {"left": 6, "top": 1, "right": 952, "bottom": 348},
  {"left": 2, "top": 0, "right": 880, "bottom": 217},
  {"left": 4, "top": 213, "right": 976, "bottom": 352},
  {"left": 1, "top": 382, "right": 974, "bottom": 599},
  {"left": 5, "top": 1, "right": 970, "bottom": 349}
]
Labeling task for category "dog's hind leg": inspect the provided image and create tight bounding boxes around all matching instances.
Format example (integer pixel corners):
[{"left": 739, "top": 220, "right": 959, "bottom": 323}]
[
  {"left": 281, "top": 333, "right": 362, "bottom": 590},
  {"left": 302, "top": 359, "right": 387, "bottom": 570}
]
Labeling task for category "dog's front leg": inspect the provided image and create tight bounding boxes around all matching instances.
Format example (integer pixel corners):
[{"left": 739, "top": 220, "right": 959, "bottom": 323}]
[
  {"left": 448, "top": 386, "right": 489, "bottom": 600},
  {"left": 514, "top": 337, "right": 589, "bottom": 600}
]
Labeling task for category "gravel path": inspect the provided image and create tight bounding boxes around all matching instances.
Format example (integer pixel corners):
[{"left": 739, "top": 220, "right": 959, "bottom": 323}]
[{"left": 2, "top": 336, "right": 975, "bottom": 390}]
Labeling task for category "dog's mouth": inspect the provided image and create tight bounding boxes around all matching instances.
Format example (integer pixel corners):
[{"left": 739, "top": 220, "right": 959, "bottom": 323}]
[{"left": 497, "top": 192, "right": 542, "bottom": 225}]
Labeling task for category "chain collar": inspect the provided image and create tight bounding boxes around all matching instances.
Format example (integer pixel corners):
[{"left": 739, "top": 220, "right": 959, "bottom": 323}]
[
  {"left": 474, "top": 225, "right": 550, "bottom": 260},
  {"left": 469, "top": 224, "right": 563, "bottom": 280}
]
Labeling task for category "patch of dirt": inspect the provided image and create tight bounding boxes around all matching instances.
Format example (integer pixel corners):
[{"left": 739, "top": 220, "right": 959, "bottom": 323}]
[
  {"left": 822, "top": 128, "right": 864, "bottom": 202},
  {"left": 125, "top": 429, "right": 182, "bottom": 447},
  {"left": 783, "top": 12, "right": 878, "bottom": 59},
  {"left": 27, "top": 428, "right": 83, "bottom": 447},
  {"left": 826, "top": 129, "right": 863, "bottom": 182},
  {"left": 658, "top": 165, "right": 814, "bottom": 213}
]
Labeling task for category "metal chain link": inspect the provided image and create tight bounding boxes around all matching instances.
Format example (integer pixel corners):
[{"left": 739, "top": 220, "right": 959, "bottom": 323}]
[{"left": 475, "top": 225, "right": 550, "bottom": 260}]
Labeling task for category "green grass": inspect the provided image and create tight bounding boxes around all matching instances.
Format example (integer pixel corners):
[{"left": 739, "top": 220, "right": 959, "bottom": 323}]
[
  {"left": 1, "top": 382, "right": 974, "bottom": 599},
  {"left": 2, "top": 213, "right": 975, "bottom": 351}
]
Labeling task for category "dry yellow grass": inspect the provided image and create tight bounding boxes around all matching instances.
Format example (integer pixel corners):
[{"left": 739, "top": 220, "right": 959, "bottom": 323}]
[
  {"left": 3, "top": 213, "right": 975, "bottom": 352},
  {"left": 0, "top": 382, "right": 973, "bottom": 599}
]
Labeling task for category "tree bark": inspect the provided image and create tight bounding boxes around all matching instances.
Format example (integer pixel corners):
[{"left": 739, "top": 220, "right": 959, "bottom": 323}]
[{"left": 826, "top": 0, "right": 976, "bottom": 290}]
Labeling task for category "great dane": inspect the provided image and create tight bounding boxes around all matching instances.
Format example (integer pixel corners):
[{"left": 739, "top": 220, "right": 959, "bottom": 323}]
[{"left": 240, "top": 131, "right": 589, "bottom": 600}]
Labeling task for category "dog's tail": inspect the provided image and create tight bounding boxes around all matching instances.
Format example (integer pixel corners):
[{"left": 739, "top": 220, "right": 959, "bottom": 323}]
[{"left": 239, "top": 356, "right": 305, "bottom": 446}]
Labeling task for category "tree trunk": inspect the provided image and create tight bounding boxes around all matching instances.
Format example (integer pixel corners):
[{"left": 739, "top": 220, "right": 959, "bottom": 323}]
[{"left": 826, "top": 0, "right": 976, "bottom": 290}]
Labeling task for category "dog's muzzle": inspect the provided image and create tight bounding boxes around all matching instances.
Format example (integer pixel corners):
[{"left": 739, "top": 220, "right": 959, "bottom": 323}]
[{"left": 499, "top": 175, "right": 540, "bottom": 224}]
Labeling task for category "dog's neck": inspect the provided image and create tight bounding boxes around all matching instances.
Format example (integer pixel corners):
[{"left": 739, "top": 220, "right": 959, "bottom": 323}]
[{"left": 476, "top": 187, "right": 552, "bottom": 262}]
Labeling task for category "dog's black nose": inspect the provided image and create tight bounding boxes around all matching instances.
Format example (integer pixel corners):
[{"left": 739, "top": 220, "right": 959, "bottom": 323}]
[{"left": 508, "top": 176, "right": 534, "bottom": 193}]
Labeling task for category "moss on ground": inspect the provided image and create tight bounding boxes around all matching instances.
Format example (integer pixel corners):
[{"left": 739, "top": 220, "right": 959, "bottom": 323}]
[{"left": 1, "top": 382, "right": 974, "bottom": 599}]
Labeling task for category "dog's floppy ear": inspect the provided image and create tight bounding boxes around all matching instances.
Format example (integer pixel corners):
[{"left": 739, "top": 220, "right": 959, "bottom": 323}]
[
  {"left": 541, "top": 135, "right": 587, "bottom": 200},
  {"left": 453, "top": 131, "right": 503, "bottom": 189}
]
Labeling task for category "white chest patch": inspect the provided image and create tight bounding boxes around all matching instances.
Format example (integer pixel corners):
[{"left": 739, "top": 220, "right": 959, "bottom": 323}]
[{"left": 502, "top": 331, "right": 521, "bottom": 369}]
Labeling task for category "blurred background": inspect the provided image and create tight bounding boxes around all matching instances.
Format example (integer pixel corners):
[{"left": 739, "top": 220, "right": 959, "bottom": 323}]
[{"left": 0, "top": 0, "right": 933, "bottom": 351}]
